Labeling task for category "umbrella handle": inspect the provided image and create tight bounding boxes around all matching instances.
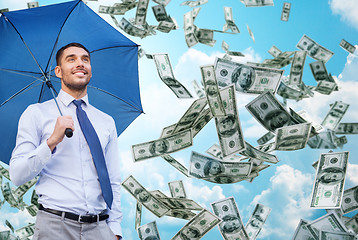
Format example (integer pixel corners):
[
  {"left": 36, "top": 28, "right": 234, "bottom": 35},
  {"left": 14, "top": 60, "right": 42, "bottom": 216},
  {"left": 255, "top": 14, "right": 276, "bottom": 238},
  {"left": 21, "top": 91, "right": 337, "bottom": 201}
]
[{"left": 65, "top": 128, "right": 73, "bottom": 138}]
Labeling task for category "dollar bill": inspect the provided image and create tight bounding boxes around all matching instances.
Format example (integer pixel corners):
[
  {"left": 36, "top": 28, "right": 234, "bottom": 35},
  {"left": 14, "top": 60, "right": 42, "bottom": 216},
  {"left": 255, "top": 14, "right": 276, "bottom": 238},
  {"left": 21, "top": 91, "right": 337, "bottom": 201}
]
[
  {"left": 310, "top": 151, "right": 349, "bottom": 209},
  {"left": 281, "top": 2, "right": 291, "bottom": 21},
  {"left": 99, "top": 5, "right": 126, "bottom": 15},
  {"left": 305, "top": 212, "right": 348, "bottom": 239},
  {"left": 25, "top": 204, "right": 38, "bottom": 217},
  {"left": 246, "top": 24, "right": 255, "bottom": 43},
  {"left": 245, "top": 203, "right": 271, "bottom": 240},
  {"left": 171, "top": 209, "right": 221, "bottom": 240},
  {"left": 138, "top": 47, "right": 146, "bottom": 59},
  {"left": 335, "top": 123, "right": 358, "bottom": 134},
  {"left": 255, "top": 142, "right": 276, "bottom": 153},
  {"left": 242, "top": 0, "right": 274, "bottom": 7},
  {"left": 321, "top": 101, "right": 349, "bottom": 130},
  {"left": 153, "top": 0, "right": 171, "bottom": 6},
  {"left": 310, "top": 60, "right": 330, "bottom": 82},
  {"left": 297, "top": 34, "right": 334, "bottom": 62},
  {"left": 325, "top": 208, "right": 343, "bottom": 220},
  {"left": 277, "top": 81, "right": 307, "bottom": 101},
  {"left": 132, "top": 129, "right": 193, "bottom": 161},
  {"left": 152, "top": 4, "right": 169, "bottom": 22},
  {"left": 339, "top": 39, "right": 356, "bottom": 54},
  {"left": 257, "top": 131, "right": 275, "bottom": 145},
  {"left": 181, "top": 0, "right": 208, "bottom": 7},
  {"left": 15, "top": 223, "right": 35, "bottom": 239},
  {"left": 196, "top": 28, "right": 216, "bottom": 46},
  {"left": 201, "top": 65, "right": 226, "bottom": 116},
  {"left": 222, "top": 40, "right": 230, "bottom": 52},
  {"left": 122, "top": 175, "right": 170, "bottom": 217},
  {"left": 1, "top": 182, "right": 18, "bottom": 208},
  {"left": 156, "top": 21, "right": 175, "bottom": 33},
  {"left": 215, "top": 85, "right": 246, "bottom": 157},
  {"left": 184, "top": 10, "right": 199, "bottom": 47},
  {"left": 160, "top": 124, "right": 176, "bottom": 138},
  {"left": 275, "top": 123, "right": 311, "bottom": 151},
  {"left": 161, "top": 155, "right": 190, "bottom": 177},
  {"left": 345, "top": 213, "right": 358, "bottom": 234},
  {"left": 118, "top": 17, "right": 147, "bottom": 38},
  {"left": 314, "top": 130, "right": 340, "bottom": 149},
  {"left": 315, "top": 80, "right": 337, "bottom": 95},
  {"left": 165, "top": 209, "right": 197, "bottom": 220},
  {"left": 138, "top": 221, "right": 161, "bottom": 240},
  {"left": 240, "top": 141, "right": 278, "bottom": 163},
  {"left": 215, "top": 57, "right": 283, "bottom": 94},
  {"left": 291, "top": 219, "right": 315, "bottom": 240},
  {"left": 191, "top": 108, "right": 213, "bottom": 137},
  {"left": 13, "top": 177, "right": 38, "bottom": 200},
  {"left": 30, "top": 190, "right": 38, "bottom": 206},
  {"left": 205, "top": 144, "right": 243, "bottom": 162},
  {"left": 158, "top": 197, "right": 202, "bottom": 211},
  {"left": 192, "top": 80, "right": 205, "bottom": 98},
  {"left": 135, "top": 0, "right": 149, "bottom": 25},
  {"left": 27, "top": 2, "right": 39, "bottom": 8},
  {"left": 152, "top": 53, "right": 193, "bottom": 98},
  {"left": 341, "top": 185, "right": 358, "bottom": 214},
  {"left": 319, "top": 230, "right": 355, "bottom": 240},
  {"left": 288, "top": 51, "right": 307, "bottom": 85},
  {"left": 211, "top": 197, "right": 249, "bottom": 240},
  {"left": 0, "top": 8, "right": 9, "bottom": 13},
  {"left": 135, "top": 201, "right": 142, "bottom": 230},
  {"left": 168, "top": 180, "right": 186, "bottom": 198},
  {"left": 268, "top": 45, "right": 282, "bottom": 58},
  {"left": 0, "top": 164, "right": 10, "bottom": 180},
  {"left": 223, "top": 7, "right": 240, "bottom": 33},
  {"left": 173, "top": 97, "right": 207, "bottom": 133},
  {"left": 246, "top": 91, "right": 298, "bottom": 132},
  {"left": 5, "top": 220, "right": 14, "bottom": 233}
]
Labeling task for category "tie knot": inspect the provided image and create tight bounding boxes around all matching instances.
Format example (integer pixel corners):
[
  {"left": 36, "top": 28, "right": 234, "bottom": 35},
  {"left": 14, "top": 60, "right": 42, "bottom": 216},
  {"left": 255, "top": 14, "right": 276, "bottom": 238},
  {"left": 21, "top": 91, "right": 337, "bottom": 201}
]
[{"left": 73, "top": 99, "right": 84, "bottom": 108}]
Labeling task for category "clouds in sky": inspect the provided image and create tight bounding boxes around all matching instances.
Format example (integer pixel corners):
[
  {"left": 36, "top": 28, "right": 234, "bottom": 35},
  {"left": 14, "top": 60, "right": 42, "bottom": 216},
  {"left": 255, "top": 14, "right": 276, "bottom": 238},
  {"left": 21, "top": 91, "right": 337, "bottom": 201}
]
[{"left": 329, "top": 0, "right": 358, "bottom": 31}]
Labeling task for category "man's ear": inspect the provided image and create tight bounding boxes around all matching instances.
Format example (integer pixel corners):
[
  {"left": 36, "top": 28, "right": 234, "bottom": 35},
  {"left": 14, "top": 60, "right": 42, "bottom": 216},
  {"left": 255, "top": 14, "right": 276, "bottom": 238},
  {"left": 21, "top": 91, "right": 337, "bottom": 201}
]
[{"left": 55, "top": 65, "right": 62, "bottom": 79}]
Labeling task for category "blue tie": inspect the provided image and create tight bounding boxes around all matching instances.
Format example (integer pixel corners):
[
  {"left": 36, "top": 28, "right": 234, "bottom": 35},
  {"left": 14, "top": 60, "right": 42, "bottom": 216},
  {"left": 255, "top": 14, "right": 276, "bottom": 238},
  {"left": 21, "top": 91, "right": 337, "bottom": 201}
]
[{"left": 73, "top": 100, "right": 113, "bottom": 209}]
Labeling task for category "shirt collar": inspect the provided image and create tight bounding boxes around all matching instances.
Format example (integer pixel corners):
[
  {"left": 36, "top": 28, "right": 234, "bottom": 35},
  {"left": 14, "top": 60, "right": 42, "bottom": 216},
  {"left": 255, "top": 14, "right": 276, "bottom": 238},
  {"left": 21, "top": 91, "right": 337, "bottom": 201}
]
[{"left": 58, "top": 89, "right": 89, "bottom": 107}]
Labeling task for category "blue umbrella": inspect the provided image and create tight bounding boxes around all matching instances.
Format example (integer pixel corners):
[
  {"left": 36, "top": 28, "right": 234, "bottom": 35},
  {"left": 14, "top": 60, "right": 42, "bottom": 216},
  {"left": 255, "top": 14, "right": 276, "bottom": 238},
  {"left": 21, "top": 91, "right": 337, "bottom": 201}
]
[{"left": 0, "top": 0, "right": 143, "bottom": 165}]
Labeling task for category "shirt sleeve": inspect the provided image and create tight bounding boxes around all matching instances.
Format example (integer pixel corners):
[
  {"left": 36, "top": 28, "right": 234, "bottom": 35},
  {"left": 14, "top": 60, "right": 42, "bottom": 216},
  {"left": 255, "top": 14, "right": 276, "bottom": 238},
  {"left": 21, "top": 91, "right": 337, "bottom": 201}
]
[
  {"left": 105, "top": 119, "right": 123, "bottom": 237},
  {"left": 9, "top": 105, "right": 52, "bottom": 186}
]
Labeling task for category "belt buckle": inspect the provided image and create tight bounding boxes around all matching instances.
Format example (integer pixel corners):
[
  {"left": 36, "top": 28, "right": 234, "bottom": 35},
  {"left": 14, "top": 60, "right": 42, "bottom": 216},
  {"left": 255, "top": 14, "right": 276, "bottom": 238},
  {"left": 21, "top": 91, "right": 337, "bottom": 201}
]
[{"left": 77, "top": 214, "right": 84, "bottom": 223}]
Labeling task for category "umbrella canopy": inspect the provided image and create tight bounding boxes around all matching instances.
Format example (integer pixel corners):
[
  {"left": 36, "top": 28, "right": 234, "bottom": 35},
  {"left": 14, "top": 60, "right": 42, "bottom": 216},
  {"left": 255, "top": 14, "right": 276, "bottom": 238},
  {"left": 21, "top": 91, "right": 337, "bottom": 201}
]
[{"left": 0, "top": 0, "right": 143, "bottom": 165}]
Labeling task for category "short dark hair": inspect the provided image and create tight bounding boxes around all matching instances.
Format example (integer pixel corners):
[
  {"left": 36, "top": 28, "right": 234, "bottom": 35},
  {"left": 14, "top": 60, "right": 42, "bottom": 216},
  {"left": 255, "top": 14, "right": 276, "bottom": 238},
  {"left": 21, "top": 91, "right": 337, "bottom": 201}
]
[{"left": 56, "top": 42, "right": 90, "bottom": 66}]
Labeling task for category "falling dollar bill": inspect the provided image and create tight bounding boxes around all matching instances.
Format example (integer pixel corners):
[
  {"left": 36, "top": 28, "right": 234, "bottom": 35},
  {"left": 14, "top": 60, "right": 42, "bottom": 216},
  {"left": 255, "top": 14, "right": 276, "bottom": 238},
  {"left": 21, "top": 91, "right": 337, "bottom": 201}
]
[
  {"left": 118, "top": 17, "right": 148, "bottom": 38},
  {"left": 191, "top": 108, "right": 213, "bottom": 137},
  {"left": 315, "top": 80, "right": 337, "bottom": 95},
  {"left": 27, "top": 2, "right": 39, "bottom": 8},
  {"left": 171, "top": 209, "right": 221, "bottom": 240},
  {"left": 296, "top": 34, "right": 334, "bottom": 62},
  {"left": 288, "top": 51, "right": 307, "bottom": 85},
  {"left": 345, "top": 213, "right": 358, "bottom": 234},
  {"left": 152, "top": 4, "right": 169, "bottom": 22},
  {"left": 291, "top": 219, "right": 315, "bottom": 240},
  {"left": 184, "top": 10, "right": 199, "bottom": 47},
  {"left": 201, "top": 65, "right": 226, "bottom": 116},
  {"left": 153, "top": 0, "right": 171, "bottom": 6},
  {"left": 245, "top": 203, "right": 271, "bottom": 240},
  {"left": 256, "top": 142, "right": 276, "bottom": 153},
  {"left": 1, "top": 182, "right": 18, "bottom": 208},
  {"left": 281, "top": 2, "right": 291, "bottom": 21},
  {"left": 206, "top": 144, "right": 243, "bottom": 162},
  {"left": 335, "top": 123, "right": 358, "bottom": 134},
  {"left": 296, "top": 109, "right": 324, "bottom": 134},
  {"left": 168, "top": 180, "right": 187, "bottom": 198},
  {"left": 276, "top": 81, "right": 307, "bottom": 101},
  {"left": 5, "top": 220, "right": 14, "bottom": 233},
  {"left": 341, "top": 185, "right": 358, "bottom": 214},
  {"left": 158, "top": 197, "right": 202, "bottom": 211},
  {"left": 321, "top": 101, "right": 349, "bottom": 130},
  {"left": 15, "top": 223, "right": 35, "bottom": 239},
  {"left": 339, "top": 39, "right": 356, "bottom": 54},
  {"left": 152, "top": 53, "right": 193, "bottom": 98},
  {"left": 240, "top": 141, "right": 278, "bottom": 163},
  {"left": 257, "top": 131, "right": 275, "bottom": 145},
  {"left": 181, "top": 0, "right": 208, "bottom": 7},
  {"left": 268, "top": 45, "right": 282, "bottom": 58},
  {"left": 310, "top": 151, "right": 349, "bottom": 209},
  {"left": 25, "top": 204, "right": 38, "bottom": 217},
  {"left": 215, "top": 85, "right": 246, "bottom": 157},
  {"left": 211, "top": 197, "right": 249, "bottom": 240},
  {"left": 246, "top": 24, "right": 255, "bottom": 43},
  {"left": 122, "top": 175, "right": 171, "bottom": 217},
  {"left": 135, "top": 201, "right": 142, "bottom": 230},
  {"left": 223, "top": 7, "right": 240, "bottom": 33},
  {"left": 135, "top": 0, "right": 149, "bottom": 25},
  {"left": 0, "top": 164, "right": 10, "bottom": 180},
  {"left": 242, "top": 0, "right": 274, "bottom": 7},
  {"left": 215, "top": 57, "right": 283, "bottom": 94},
  {"left": 319, "top": 230, "right": 355, "bottom": 240},
  {"left": 275, "top": 123, "right": 311, "bottom": 151},
  {"left": 13, "top": 177, "right": 38, "bottom": 200},
  {"left": 138, "top": 221, "right": 161, "bottom": 240},
  {"left": 310, "top": 60, "right": 330, "bottom": 82},
  {"left": 305, "top": 212, "right": 348, "bottom": 239},
  {"left": 161, "top": 155, "right": 190, "bottom": 177}
]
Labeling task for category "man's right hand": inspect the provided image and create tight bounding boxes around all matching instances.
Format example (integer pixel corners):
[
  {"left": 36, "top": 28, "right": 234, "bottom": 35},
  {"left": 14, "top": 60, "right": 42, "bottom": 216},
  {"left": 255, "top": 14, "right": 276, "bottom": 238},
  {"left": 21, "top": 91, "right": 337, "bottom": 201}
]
[{"left": 47, "top": 116, "right": 74, "bottom": 151}]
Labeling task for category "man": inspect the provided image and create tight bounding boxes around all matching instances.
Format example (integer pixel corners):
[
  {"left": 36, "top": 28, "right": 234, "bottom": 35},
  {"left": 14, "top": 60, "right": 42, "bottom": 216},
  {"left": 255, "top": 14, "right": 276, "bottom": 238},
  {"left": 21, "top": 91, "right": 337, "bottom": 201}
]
[
  {"left": 9, "top": 43, "right": 122, "bottom": 240},
  {"left": 232, "top": 65, "right": 255, "bottom": 92}
]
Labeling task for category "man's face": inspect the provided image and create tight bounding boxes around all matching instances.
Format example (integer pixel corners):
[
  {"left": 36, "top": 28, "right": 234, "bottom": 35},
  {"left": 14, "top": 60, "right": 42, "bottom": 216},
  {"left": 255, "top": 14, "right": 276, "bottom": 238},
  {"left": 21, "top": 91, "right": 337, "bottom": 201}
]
[
  {"left": 138, "top": 190, "right": 149, "bottom": 201},
  {"left": 224, "top": 217, "right": 240, "bottom": 231},
  {"left": 237, "top": 67, "right": 252, "bottom": 89},
  {"left": 271, "top": 112, "right": 288, "bottom": 128},
  {"left": 155, "top": 140, "right": 167, "bottom": 153},
  {"left": 218, "top": 118, "right": 235, "bottom": 133},
  {"left": 322, "top": 172, "right": 343, "bottom": 183},
  {"left": 209, "top": 162, "right": 221, "bottom": 175},
  {"left": 308, "top": 43, "right": 319, "bottom": 56},
  {"left": 250, "top": 218, "right": 263, "bottom": 228},
  {"left": 55, "top": 46, "right": 92, "bottom": 92},
  {"left": 183, "top": 227, "right": 197, "bottom": 238},
  {"left": 206, "top": 85, "right": 218, "bottom": 96}
]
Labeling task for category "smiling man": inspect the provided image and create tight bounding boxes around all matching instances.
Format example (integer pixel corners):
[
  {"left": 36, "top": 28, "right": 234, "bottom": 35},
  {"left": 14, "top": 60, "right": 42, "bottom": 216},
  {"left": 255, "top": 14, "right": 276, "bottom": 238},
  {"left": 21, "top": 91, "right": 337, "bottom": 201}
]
[{"left": 10, "top": 43, "right": 123, "bottom": 240}]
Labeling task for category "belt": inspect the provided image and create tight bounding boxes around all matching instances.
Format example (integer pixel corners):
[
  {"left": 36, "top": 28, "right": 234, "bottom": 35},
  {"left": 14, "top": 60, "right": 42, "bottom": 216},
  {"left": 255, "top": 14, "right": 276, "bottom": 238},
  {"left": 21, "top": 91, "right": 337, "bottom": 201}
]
[{"left": 39, "top": 204, "right": 109, "bottom": 223}]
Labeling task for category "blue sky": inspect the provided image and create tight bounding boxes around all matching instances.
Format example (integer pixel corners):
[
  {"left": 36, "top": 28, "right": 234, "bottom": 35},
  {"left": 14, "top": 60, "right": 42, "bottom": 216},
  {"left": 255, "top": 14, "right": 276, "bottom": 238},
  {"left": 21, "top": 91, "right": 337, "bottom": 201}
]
[{"left": 1, "top": 0, "right": 358, "bottom": 239}]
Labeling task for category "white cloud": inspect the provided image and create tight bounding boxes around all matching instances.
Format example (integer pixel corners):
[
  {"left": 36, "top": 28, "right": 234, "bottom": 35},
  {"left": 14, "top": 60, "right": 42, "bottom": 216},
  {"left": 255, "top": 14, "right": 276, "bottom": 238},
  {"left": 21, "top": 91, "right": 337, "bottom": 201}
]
[
  {"left": 329, "top": 0, "right": 358, "bottom": 30},
  {"left": 347, "top": 163, "right": 358, "bottom": 185}
]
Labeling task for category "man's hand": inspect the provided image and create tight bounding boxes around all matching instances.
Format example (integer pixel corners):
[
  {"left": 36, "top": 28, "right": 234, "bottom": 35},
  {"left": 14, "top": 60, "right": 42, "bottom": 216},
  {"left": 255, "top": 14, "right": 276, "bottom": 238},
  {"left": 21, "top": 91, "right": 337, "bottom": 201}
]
[
  {"left": 47, "top": 116, "right": 74, "bottom": 151},
  {"left": 116, "top": 236, "right": 122, "bottom": 240}
]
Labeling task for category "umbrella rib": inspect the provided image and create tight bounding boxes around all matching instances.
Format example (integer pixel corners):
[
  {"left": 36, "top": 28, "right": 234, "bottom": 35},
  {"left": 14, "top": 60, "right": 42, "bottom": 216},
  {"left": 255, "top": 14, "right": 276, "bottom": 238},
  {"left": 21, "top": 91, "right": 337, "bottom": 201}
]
[
  {"left": 0, "top": 68, "right": 45, "bottom": 82},
  {"left": 90, "top": 45, "right": 139, "bottom": 54},
  {"left": 0, "top": 80, "right": 42, "bottom": 107},
  {"left": 87, "top": 85, "right": 143, "bottom": 113}
]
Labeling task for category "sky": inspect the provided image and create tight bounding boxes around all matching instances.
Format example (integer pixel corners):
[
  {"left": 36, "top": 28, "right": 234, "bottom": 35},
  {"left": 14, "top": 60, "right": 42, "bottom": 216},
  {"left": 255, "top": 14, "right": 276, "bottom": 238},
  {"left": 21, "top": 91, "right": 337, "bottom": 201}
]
[{"left": 0, "top": 0, "right": 358, "bottom": 239}]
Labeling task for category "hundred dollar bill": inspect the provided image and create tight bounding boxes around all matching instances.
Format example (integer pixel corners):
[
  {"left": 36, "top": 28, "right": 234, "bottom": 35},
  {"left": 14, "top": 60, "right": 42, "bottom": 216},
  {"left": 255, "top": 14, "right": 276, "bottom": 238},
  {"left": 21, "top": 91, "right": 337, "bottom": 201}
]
[
  {"left": 150, "top": 190, "right": 168, "bottom": 199},
  {"left": 162, "top": 155, "right": 190, "bottom": 177},
  {"left": 242, "top": 0, "right": 274, "bottom": 7},
  {"left": 27, "top": 2, "right": 39, "bottom": 8},
  {"left": 192, "top": 80, "right": 205, "bottom": 98},
  {"left": 13, "top": 177, "right": 38, "bottom": 200},
  {"left": 310, "top": 60, "right": 330, "bottom": 82},
  {"left": 246, "top": 24, "right": 255, "bottom": 43},
  {"left": 277, "top": 81, "right": 307, "bottom": 101},
  {"left": 118, "top": 17, "right": 147, "bottom": 38},
  {"left": 275, "top": 123, "right": 312, "bottom": 151},
  {"left": 99, "top": 5, "right": 126, "bottom": 15},
  {"left": 135, "top": 0, "right": 149, "bottom": 25},
  {"left": 138, "top": 221, "right": 161, "bottom": 240},
  {"left": 281, "top": 2, "right": 291, "bottom": 21},
  {"left": 181, "top": 0, "right": 208, "bottom": 7},
  {"left": 160, "top": 124, "right": 175, "bottom": 138},
  {"left": 0, "top": 8, "right": 9, "bottom": 13},
  {"left": 325, "top": 208, "right": 343, "bottom": 220},
  {"left": 196, "top": 28, "right": 216, "bottom": 47},
  {"left": 152, "top": 4, "right": 169, "bottom": 22},
  {"left": 256, "top": 142, "right": 276, "bottom": 153},
  {"left": 132, "top": 129, "right": 193, "bottom": 161},
  {"left": 288, "top": 51, "right": 307, "bottom": 85},
  {"left": 173, "top": 97, "right": 207, "bottom": 133},
  {"left": 184, "top": 10, "right": 199, "bottom": 48},
  {"left": 201, "top": 65, "right": 226, "bottom": 116},
  {"left": 30, "top": 190, "right": 38, "bottom": 206},
  {"left": 0, "top": 164, "right": 10, "bottom": 180},
  {"left": 0, "top": 231, "right": 10, "bottom": 239},
  {"left": 335, "top": 123, "right": 358, "bottom": 134},
  {"left": 257, "top": 131, "right": 275, "bottom": 145},
  {"left": 321, "top": 101, "right": 349, "bottom": 130},
  {"left": 156, "top": 21, "right": 175, "bottom": 33},
  {"left": 135, "top": 201, "right": 142, "bottom": 230},
  {"left": 152, "top": 53, "right": 193, "bottom": 98},
  {"left": 297, "top": 34, "right": 334, "bottom": 62},
  {"left": 268, "top": 45, "right": 282, "bottom": 58},
  {"left": 315, "top": 80, "right": 336, "bottom": 95},
  {"left": 339, "top": 39, "right": 356, "bottom": 54},
  {"left": 206, "top": 144, "right": 243, "bottom": 162},
  {"left": 5, "top": 220, "right": 14, "bottom": 233},
  {"left": 341, "top": 185, "right": 358, "bottom": 214},
  {"left": 222, "top": 40, "right": 230, "bottom": 52},
  {"left": 25, "top": 204, "right": 38, "bottom": 217},
  {"left": 316, "top": 130, "right": 339, "bottom": 149},
  {"left": 158, "top": 197, "right": 202, "bottom": 211},
  {"left": 1, "top": 182, "right": 18, "bottom": 208},
  {"left": 215, "top": 85, "right": 246, "bottom": 157},
  {"left": 345, "top": 213, "right": 358, "bottom": 234},
  {"left": 191, "top": 108, "right": 213, "bottom": 137},
  {"left": 291, "top": 219, "right": 315, "bottom": 240},
  {"left": 171, "top": 209, "right": 221, "bottom": 240},
  {"left": 310, "top": 151, "right": 349, "bottom": 209},
  {"left": 319, "top": 230, "right": 355, "bottom": 240},
  {"left": 211, "top": 197, "right": 249, "bottom": 240},
  {"left": 223, "top": 7, "right": 240, "bottom": 33},
  {"left": 153, "top": 0, "right": 171, "bottom": 6},
  {"left": 246, "top": 91, "right": 298, "bottom": 132},
  {"left": 122, "top": 175, "right": 170, "bottom": 217},
  {"left": 168, "top": 180, "right": 186, "bottom": 198},
  {"left": 215, "top": 57, "right": 283, "bottom": 94},
  {"left": 15, "top": 223, "right": 35, "bottom": 239},
  {"left": 240, "top": 141, "right": 278, "bottom": 163},
  {"left": 166, "top": 209, "right": 197, "bottom": 220},
  {"left": 305, "top": 212, "right": 348, "bottom": 239},
  {"left": 245, "top": 203, "right": 271, "bottom": 240}
]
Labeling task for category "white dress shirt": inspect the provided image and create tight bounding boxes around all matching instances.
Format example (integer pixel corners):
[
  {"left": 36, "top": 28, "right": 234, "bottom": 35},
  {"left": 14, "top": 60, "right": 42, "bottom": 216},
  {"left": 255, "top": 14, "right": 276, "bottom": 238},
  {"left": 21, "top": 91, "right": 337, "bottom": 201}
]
[{"left": 10, "top": 90, "right": 123, "bottom": 237}]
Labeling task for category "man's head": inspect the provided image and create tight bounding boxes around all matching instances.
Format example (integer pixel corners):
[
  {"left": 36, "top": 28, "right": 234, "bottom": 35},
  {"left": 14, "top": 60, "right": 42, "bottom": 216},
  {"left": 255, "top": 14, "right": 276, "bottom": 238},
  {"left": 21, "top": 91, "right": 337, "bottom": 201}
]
[
  {"left": 55, "top": 43, "right": 92, "bottom": 94},
  {"left": 232, "top": 65, "right": 254, "bottom": 91}
]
